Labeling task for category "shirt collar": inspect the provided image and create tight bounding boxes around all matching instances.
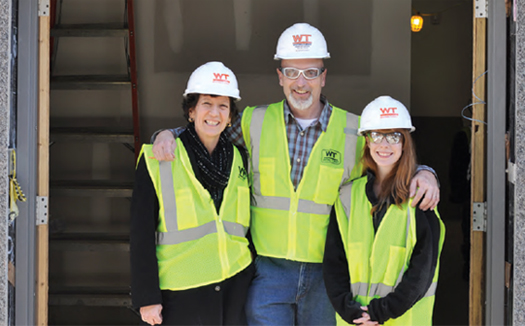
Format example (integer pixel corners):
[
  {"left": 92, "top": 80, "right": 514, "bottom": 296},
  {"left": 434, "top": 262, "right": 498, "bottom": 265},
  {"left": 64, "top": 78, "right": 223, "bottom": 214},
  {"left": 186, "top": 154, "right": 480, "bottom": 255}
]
[{"left": 283, "top": 95, "right": 332, "bottom": 132}]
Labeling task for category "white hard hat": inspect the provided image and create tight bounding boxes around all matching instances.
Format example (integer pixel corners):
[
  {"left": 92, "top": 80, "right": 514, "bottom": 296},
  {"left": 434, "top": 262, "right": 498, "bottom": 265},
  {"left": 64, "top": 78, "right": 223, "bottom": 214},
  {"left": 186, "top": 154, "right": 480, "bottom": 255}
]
[
  {"left": 274, "top": 23, "right": 330, "bottom": 60},
  {"left": 357, "top": 96, "right": 415, "bottom": 135},
  {"left": 183, "top": 61, "right": 241, "bottom": 101}
]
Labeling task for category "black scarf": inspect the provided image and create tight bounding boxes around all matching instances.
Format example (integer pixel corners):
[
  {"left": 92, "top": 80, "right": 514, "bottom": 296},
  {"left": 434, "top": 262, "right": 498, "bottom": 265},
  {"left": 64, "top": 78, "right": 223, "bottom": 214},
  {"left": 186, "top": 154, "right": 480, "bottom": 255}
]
[{"left": 179, "top": 124, "right": 233, "bottom": 211}]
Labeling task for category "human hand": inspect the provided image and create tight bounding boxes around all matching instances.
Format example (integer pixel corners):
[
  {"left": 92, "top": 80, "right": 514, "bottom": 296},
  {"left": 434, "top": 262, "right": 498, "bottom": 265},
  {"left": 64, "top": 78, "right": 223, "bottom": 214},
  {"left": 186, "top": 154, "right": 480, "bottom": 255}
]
[
  {"left": 152, "top": 130, "right": 177, "bottom": 161},
  {"left": 410, "top": 170, "right": 440, "bottom": 211},
  {"left": 353, "top": 306, "right": 380, "bottom": 326},
  {"left": 140, "top": 304, "right": 163, "bottom": 325}
]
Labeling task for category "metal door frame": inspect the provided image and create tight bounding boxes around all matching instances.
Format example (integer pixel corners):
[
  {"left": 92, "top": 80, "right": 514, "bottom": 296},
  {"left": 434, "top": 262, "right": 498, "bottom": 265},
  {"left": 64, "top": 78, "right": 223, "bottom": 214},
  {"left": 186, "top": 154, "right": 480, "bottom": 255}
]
[
  {"left": 15, "top": 0, "right": 38, "bottom": 325},
  {"left": 486, "top": 0, "right": 507, "bottom": 324}
]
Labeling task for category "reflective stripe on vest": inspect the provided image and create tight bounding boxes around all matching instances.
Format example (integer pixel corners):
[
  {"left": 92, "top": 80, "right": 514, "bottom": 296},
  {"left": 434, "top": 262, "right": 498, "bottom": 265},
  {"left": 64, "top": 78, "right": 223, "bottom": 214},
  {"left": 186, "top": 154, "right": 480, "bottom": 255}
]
[
  {"left": 342, "top": 117, "right": 359, "bottom": 186},
  {"left": 252, "top": 194, "right": 331, "bottom": 215},
  {"left": 350, "top": 281, "right": 438, "bottom": 299},
  {"left": 155, "top": 155, "right": 248, "bottom": 245},
  {"left": 249, "top": 105, "right": 267, "bottom": 195}
]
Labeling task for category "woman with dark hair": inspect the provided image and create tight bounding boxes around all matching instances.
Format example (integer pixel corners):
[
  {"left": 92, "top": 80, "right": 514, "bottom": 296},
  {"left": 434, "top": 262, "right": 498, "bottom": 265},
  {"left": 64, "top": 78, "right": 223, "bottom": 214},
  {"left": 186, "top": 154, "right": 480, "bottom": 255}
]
[
  {"left": 130, "top": 62, "right": 253, "bottom": 325},
  {"left": 323, "top": 96, "right": 445, "bottom": 326}
]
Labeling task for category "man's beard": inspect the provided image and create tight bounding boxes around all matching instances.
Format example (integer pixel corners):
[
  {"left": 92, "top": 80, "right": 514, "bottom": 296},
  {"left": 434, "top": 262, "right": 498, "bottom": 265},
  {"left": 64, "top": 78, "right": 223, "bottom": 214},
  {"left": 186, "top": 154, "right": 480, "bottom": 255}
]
[{"left": 287, "top": 92, "right": 313, "bottom": 111}]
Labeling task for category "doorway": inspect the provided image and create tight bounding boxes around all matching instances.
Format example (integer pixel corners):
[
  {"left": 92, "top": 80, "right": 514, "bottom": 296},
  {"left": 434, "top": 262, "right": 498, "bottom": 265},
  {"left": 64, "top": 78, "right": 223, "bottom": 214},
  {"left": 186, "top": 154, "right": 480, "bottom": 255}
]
[{"left": 28, "top": 0, "right": 476, "bottom": 324}]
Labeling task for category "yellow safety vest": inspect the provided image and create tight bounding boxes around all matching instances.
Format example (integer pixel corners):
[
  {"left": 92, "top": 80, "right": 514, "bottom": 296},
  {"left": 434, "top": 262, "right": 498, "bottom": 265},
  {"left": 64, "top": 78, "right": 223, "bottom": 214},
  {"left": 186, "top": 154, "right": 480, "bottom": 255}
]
[
  {"left": 140, "top": 141, "right": 252, "bottom": 291},
  {"left": 241, "top": 100, "right": 364, "bottom": 262},
  {"left": 334, "top": 176, "right": 445, "bottom": 325}
]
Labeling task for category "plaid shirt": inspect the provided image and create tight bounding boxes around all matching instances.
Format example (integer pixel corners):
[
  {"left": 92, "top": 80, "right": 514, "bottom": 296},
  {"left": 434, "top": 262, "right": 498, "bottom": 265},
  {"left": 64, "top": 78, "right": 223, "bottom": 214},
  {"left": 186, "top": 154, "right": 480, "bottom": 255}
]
[{"left": 224, "top": 97, "right": 332, "bottom": 189}]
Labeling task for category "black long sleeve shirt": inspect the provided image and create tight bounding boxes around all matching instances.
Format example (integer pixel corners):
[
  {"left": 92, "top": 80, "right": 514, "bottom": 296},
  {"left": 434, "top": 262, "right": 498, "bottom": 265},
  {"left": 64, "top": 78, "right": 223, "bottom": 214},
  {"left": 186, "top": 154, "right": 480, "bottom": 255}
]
[
  {"left": 130, "top": 155, "right": 162, "bottom": 309},
  {"left": 323, "top": 172, "right": 442, "bottom": 324}
]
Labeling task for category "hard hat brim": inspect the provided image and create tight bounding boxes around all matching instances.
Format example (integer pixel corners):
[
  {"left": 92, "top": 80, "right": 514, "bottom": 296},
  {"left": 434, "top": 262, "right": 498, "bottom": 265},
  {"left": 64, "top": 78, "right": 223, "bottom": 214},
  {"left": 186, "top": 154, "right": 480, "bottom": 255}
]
[
  {"left": 357, "top": 126, "right": 416, "bottom": 136},
  {"left": 183, "top": 91, "right": 241, "bottom": 102},
  {"left": 274, "top": 53, "right": 331, "bottom": 60}
]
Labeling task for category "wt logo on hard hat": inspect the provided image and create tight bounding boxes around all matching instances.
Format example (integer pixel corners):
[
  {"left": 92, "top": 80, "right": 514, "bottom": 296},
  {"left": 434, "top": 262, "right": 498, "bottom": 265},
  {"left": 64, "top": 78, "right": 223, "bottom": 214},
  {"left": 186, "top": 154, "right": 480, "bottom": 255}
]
[
  {"left": 379, "top": 107, "right": 399, "bottom": 118},
  {"left": 292, "top": 34, "right": 312, "bottom": 51},
  {"left": 213, "top": 73, "right": 231, "bottom": 84}
]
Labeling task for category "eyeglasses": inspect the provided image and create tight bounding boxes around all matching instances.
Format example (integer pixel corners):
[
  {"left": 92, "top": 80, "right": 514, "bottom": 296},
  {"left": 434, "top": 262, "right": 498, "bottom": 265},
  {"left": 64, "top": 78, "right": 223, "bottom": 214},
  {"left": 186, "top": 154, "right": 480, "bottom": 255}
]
[
  {"left": 367, "top": 131, "right": 403, "bottom": 144},
  {"left": 279, "top": 67, "right": 326, "bottom": 80}
]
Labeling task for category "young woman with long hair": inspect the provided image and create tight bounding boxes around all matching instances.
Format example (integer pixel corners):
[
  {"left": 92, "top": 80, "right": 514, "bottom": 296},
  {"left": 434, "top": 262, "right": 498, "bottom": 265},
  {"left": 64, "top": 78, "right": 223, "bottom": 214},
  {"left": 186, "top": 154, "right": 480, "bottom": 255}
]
[{"left": 323, "top": 96, "right": 445, "bottom": 325}]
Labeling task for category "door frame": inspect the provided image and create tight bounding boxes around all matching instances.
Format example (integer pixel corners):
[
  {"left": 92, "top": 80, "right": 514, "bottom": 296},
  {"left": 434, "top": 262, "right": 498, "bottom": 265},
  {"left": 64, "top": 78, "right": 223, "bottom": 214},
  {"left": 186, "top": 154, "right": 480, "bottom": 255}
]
[
  {"left": 16, "top": 0, "right": 39, "bottom": 325},
  {"left": 16, "top": 0, "right": 509, "bottom": 324},
  {"left": 470, "top": 0, "right": 507, "bottom": 325},
  {"left": 485, "top": 0, "right": 506, "bottom": 324}
]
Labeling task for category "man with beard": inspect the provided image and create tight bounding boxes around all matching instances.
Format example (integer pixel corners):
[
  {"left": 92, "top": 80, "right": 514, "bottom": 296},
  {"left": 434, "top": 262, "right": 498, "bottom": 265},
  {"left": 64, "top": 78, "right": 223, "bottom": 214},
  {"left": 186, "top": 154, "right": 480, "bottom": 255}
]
[{"left": 152, "top": 23, "right": 440, "bottom": 325}]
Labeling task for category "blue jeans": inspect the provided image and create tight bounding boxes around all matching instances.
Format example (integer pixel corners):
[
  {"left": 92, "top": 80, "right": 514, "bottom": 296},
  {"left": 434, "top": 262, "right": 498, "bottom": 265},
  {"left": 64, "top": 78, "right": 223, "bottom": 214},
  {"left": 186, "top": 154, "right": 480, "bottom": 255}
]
[{"left": 246, "top": 256, "right": 336, "bottom": 326}]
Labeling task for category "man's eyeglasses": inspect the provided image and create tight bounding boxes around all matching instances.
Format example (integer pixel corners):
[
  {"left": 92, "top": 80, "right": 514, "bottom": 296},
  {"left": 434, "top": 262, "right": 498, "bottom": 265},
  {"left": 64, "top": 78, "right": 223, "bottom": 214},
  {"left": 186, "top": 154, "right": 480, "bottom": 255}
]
[
  {"left": 367, "top": 131, "right": 403, "bottom": 144},
  {"left": 279, "top": 67, "right": 326, "bottom": 80}
]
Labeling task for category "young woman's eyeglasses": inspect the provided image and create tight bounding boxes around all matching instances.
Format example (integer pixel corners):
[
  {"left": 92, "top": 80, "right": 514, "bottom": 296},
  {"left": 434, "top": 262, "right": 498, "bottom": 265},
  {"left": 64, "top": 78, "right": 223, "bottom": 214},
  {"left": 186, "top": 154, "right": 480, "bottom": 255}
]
[
  {"left": 367, "top": 131, "right": 403, "bottom": 144},
  {"left": 279, "top": 67, "right": 326, "bottom": 80}
]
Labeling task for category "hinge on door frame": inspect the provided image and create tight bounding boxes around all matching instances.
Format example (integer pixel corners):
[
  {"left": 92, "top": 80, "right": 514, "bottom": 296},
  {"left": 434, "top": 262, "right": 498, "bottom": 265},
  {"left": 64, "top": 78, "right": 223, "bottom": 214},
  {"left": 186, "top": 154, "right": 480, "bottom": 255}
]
[
  {"left": 38, "top": 0, "right": 50, "bottom": 17},
  {"left": 472, "top": 202, "right": 487, "bottom": 232},
  {"left": 507, "top": 160, "right": 516, "bottom": 184},
  {"left": 475, "top": 0, "right": 488, "bottom": 18},
  {"left": 36, "top": 196, "right": 48, "bottom": 225}
]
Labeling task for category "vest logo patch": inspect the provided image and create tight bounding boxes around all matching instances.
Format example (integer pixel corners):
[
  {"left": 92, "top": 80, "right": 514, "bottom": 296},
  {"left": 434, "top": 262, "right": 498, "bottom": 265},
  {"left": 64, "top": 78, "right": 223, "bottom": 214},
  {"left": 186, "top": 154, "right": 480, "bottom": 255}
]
[
  {"left": 322, "top": 149, "right": 341, "bottom": 165},
  {"left": 238, "top": 166, "right": 247, "bottom": 180}
]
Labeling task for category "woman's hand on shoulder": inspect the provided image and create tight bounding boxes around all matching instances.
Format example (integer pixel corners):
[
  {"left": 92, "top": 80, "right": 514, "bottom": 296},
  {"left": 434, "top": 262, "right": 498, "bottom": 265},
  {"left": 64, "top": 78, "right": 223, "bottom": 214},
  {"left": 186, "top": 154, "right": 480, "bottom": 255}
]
[{"left": 140, "top": 304, "right": 163, "bottom": 325}]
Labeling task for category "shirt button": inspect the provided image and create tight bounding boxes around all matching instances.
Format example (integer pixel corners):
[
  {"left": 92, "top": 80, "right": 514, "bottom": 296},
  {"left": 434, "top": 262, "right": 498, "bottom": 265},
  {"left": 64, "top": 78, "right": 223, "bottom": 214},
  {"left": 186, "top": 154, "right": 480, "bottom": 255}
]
[
  {"left": 215, "top": 286, "right": 221, "bottom": 292},
  {"left": 297, "top": 158, "right": 301, "bottom": 163},
  {"left": 300, "top": 132, "right": 305, "bottom": 136}
]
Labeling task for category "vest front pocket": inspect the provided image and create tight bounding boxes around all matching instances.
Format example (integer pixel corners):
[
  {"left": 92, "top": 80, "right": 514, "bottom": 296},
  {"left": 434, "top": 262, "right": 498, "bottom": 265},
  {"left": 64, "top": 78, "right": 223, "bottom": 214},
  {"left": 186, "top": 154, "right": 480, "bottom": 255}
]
[
  {"left": 384, "top": 245, "right": 407, "bottom": 287},
  {"left": 313, "top": 165, "right": 344, "bottom": 204},
  {"left": 175, "top": 188, "right": 199, "bottom": 230},
  {"left": 258, "top": 157, "right": 275, "bottom": 195}
]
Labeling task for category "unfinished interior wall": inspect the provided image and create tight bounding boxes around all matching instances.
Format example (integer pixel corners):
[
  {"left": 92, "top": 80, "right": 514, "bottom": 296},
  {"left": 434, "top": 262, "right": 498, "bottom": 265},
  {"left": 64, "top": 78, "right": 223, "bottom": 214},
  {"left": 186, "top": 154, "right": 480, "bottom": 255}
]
[
  {"left": 47, "top": 0, "right": 414, "bottom": 324},
  {"left": 135, "top": 0, "right": 411, "bottom": 139},
  {"left": 0, "top": 0, "right": 10, "bottom": 324}
]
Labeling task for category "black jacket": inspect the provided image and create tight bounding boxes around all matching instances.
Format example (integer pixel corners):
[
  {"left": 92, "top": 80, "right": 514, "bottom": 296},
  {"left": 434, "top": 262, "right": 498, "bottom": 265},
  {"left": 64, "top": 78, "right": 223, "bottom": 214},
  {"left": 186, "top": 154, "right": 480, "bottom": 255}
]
[{"left": 323, "top": 172, "right": 442, "bottom": 324}]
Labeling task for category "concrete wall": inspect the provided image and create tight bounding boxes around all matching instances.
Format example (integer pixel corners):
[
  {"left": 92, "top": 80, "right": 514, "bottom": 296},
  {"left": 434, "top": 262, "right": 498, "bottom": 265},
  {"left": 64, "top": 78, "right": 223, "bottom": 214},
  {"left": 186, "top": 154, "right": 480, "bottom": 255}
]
[
  {"left": 514, "top": 0, "right": 525, "bottom": 323},
  {"left": 0, "top": 0, "right": 10, "bottom": 324}
]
